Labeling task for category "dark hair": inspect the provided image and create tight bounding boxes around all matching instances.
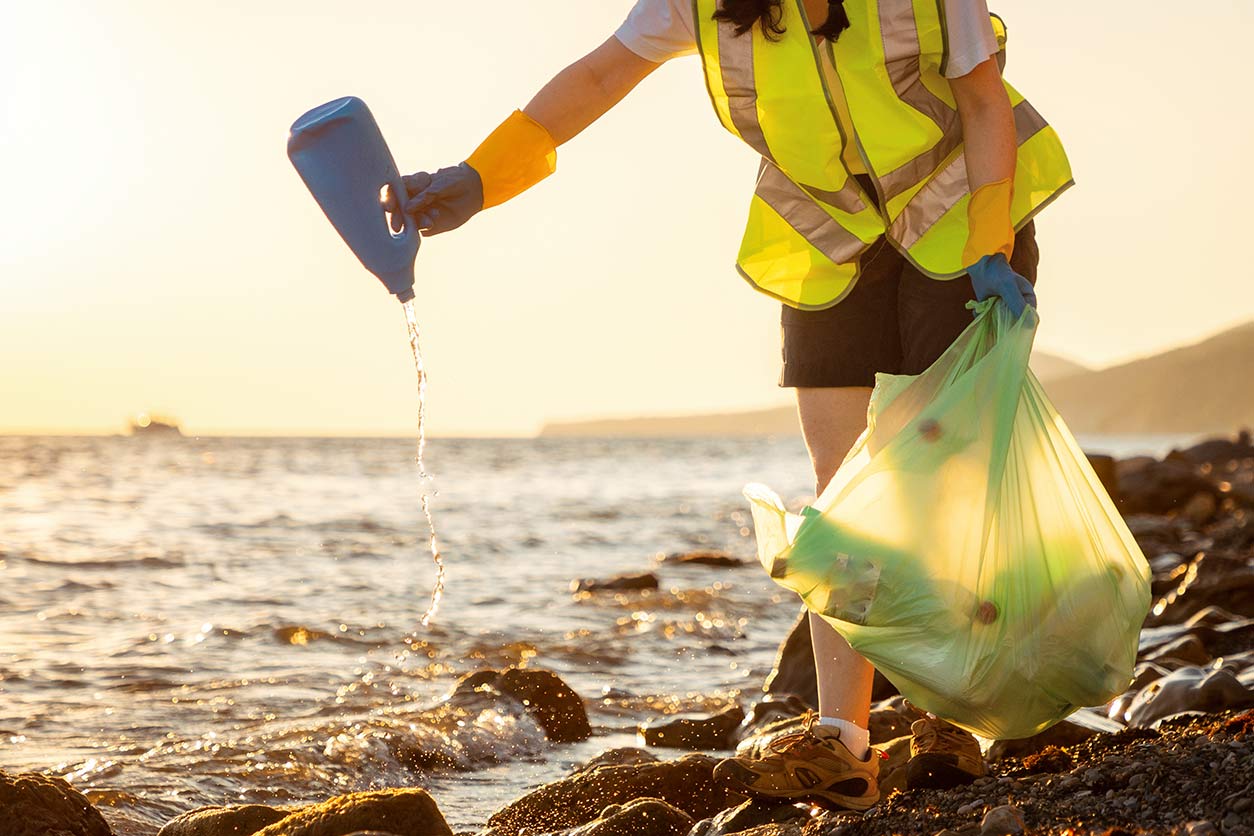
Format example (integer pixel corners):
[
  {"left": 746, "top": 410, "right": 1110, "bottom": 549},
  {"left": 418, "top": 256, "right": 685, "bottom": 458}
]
[{"left": 712, "top": 0, "right": 851, "bottom": 41}]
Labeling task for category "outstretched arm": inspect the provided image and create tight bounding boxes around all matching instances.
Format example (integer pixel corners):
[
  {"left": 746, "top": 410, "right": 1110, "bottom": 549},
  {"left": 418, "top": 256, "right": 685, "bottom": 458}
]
[
  {"left": 525, "top": 35, "right": 662, "bottom": 145},
  {"left": 391, "top": 36, "right": 661, "bottom": 236}
]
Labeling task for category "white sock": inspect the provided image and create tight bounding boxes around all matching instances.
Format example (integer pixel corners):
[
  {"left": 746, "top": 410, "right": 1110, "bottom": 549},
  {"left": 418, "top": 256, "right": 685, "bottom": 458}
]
[{"left": 817, "top": 716, "right": 870, "bottom": 760}]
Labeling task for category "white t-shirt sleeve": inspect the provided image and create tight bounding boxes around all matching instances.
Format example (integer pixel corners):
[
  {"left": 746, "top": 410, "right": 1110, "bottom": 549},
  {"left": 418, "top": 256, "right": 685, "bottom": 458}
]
[
  {"left": 941, "top": 0, "right": 1001, "bottom": 78},
  {"left": 614, "top": 0, "right": 699, "bottom": 63}
]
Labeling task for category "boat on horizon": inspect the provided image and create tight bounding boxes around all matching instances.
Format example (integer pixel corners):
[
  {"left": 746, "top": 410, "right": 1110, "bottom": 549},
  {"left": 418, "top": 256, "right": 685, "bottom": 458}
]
[{"left": 128, "top": 413, "right": 183, "bottom": 437}]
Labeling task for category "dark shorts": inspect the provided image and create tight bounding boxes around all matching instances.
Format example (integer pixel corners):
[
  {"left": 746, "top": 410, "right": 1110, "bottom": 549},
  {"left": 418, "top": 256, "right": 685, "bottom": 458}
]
[{"left": 779, "top": 222, "right": 1039, "bottom": 388}]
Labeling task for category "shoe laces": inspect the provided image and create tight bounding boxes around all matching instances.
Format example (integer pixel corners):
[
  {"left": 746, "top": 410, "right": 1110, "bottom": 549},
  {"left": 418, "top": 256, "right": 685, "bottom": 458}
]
[
  {"left": 914, "top": 718, "right": 972, "bottom": 752},
  {"left": 765, "top": 710, "right": 824, "bottom": 754}
]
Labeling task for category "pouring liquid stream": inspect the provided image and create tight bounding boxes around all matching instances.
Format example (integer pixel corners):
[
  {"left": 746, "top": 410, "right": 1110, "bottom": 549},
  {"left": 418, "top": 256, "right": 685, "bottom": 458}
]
[{"left": 403, "top": 299, "right": 445, "bottom": 627}]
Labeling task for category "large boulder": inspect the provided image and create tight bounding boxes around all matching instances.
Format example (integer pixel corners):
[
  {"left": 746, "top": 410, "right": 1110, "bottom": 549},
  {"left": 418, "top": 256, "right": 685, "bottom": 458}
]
[
  {"left": 447, "top": 668, "right": 591, "bottom": 743},
  {"left": 639, "top": 705, "right": 745, "bottom": 751},
  {"left": 1117, "top": 457, "right": 1218, "bottom": 516},
  {"left": 686, "top": 799, "right": 809, "bottom": 836},
  {"left": 1173, "top": 432, "right": 1254, "bottom": 469},
  {"left": 738, "top": 695, "right": 812, "bottom": 739},
  {"left": 158, "top": 805, "right": 289, "bottom": 836},
  {"left": 161, "top": 791, "right": 449, "bottom": 836},
  {"left": 762, "top": 609, "right": 897, "bottom": 710},
  {"left": 255, "top": 790, "right": 449, "bottom": 836},
  {"left": 1146, "top": 553, "right": 1254, "bottom": 627},
  {"left": 1126, "top": 666, "right": 1254, "bottom": 727},
  {"left": 0, "top": 770, "right": 112, "bottom": 836},
  {"left": 548, "top": 798, "right": 693, "bottom": 836},
  {"left": 485, "top": 754, "right": 742, "bottom": 836},
  {"left": 1086, "top": 454, "right": 1120, "bottom": 500},
  {"left": 571, "top": 748, "right": 659, "bottom": 775}
]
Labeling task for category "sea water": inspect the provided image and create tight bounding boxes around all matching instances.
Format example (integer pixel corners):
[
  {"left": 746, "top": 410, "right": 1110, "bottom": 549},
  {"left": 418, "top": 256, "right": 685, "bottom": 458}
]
[
  {"left": 403, "top": 300, "right": 445, "bottom": 627},
  {"left": 0, "top": 435, "right": 816, "bottom": 831},
  {"left": 0, "top": 432, "right": 1192, "bottom": 831}
]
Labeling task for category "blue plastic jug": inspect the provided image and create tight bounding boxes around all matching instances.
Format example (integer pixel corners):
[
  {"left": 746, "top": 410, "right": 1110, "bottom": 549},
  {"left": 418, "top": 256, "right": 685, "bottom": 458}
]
[{"left": 288, "top": 97, "right": 417, "bottom": 302}]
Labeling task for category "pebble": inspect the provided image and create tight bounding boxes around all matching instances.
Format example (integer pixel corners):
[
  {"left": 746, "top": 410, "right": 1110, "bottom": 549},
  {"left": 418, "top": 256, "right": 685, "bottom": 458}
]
[
  {"left": 1127, "top": 773, "right": 1148, "bottom": 788},
  {"left": 979, "top": 804, "right": 1025, "bottom": 836},
  {"left": 957, "top": 802, "right": 983, "bottom": 816}
]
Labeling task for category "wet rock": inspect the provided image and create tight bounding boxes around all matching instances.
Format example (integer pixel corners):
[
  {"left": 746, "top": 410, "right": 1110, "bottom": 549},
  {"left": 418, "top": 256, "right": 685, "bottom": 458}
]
[
  {"left": 1145, "top": 553, "right": 1254, "bottom": 626},
  {"left": 761, "top": 609, "right": 818, "bottom": 708},
  {"left": 572, "top": 573, "right": 660, "bottom": 593},
  {"left": 1132, "top": 661, "right": 1174, "bottom": 690},
  {"left": 1087, "top": 454, "right": 1120, "bottom": 499},
  {"left": 158, "top": 805, "right": 289, "bottom": 836},
  {"left": 685, "top": 798, "right": 808, "bottom": 836},
  {"left": 640, "top": 704, "right": 745, "bottom": 751},
  {"left": 486, "top": 754, "right": 742, "bottom": 836},
  {"left": 550, "top": 798, "right": 693, "bottom": 836},
  {"left": 0, "top": 770, "right": 112, "bottom": 836},
  {"left": 762, "top": 609, "right": 896, "bottom": 710},
  {"left": 1181, "top": 492, "right": 1219, "bottom": 526},
  {"left": 252, "top": 790, "right": 449, "bottom": 836},
  {"left": 657, "top": 551, "right": 747, "bottom": 568},
  {"left": 1127, "top": 666, "right": 1254, "bottom": 727},
  {"left": 1145, "top": 634, "right": 1213, "bottom": 667},
  {"left": 868, "top": 696, "right": 920, "bottom": 745},
  {"left": 986, "top": 708, "right": 1122, "bottom": 761},
  {"left": 1117, "top": 458, "right": 1218, "bottom": 516},
  {"left": 448, "top": 668, "right": 591, "bottom": 743},
  {"left": 739, "top": 694, "right": 811, "bottom": 736},
  {"left": 979, "top": 805, "right": 1025, "bottom": 836},
  {"left": 1174, "top": 432, "right": 1254, "bottom": 468},
  {"left": 1020, "top": 745, "right": 1073, "bottom": 774},
  {"left": 572, "top": 748, "right": 659, "bottom": 775},
  {"left": 726, "top": 826, "right": 806, "bottom": 836}
]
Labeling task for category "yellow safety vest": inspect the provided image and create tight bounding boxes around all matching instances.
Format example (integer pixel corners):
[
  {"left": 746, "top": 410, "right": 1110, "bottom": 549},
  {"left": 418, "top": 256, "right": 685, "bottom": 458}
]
[{"left": 693, "top": 0, "right": 1073, "bottom": 310}]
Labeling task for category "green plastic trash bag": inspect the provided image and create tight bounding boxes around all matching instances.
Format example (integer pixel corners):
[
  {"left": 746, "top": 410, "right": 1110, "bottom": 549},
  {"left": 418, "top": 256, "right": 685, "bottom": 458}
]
[{"left": 745, "top": 301, "right": 1152, "bottom": 740}]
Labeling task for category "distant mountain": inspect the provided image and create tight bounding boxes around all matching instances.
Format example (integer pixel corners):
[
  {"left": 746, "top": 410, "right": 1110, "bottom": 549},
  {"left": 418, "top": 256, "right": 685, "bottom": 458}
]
[
  {"left": 541, "top": 405, "right": 798, "bottom": 438},
  {"left": 1045, "top": 322, "right": 1254, "bottom": 434},
  {"left": 1030, "top": 352, "right": 1090, "bottom": 382},
  {"left": 541, "top": 351, "right": 1097, "bottom": 438}
]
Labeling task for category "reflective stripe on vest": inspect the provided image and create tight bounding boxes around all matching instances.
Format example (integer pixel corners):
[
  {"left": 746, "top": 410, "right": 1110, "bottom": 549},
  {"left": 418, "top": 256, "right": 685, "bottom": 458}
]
[
  {"left": 694, "top": 0, "right": 1074, "bottom": 307},
  {"left": 696, "top": 0, "right": 887, "bottom": 309}
]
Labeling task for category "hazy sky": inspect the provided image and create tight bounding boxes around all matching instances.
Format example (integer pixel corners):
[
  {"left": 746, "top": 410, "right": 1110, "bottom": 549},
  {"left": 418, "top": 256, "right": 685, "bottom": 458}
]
[{"left": 3, "top": 1, "right": 1252, "bottom": 436}]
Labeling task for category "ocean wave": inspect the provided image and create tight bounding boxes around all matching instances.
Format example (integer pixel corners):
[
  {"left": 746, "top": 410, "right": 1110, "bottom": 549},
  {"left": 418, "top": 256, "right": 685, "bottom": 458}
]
[{"left": 13, "top": 553, "right": 183, "bottom": 570}]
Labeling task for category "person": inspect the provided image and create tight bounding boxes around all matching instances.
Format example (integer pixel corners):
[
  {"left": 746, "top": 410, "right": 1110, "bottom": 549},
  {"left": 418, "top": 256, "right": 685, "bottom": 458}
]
[{"left": 385, "top": 0, "right": 1072, "bottom": 812}]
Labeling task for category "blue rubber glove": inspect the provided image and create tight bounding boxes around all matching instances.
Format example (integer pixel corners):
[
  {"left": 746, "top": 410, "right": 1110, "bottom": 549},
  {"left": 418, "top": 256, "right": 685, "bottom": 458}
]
[
  {"left": 383, "top": 163, "right": 484, "bottom": 236},
  {"left": 967, "top": 253, "right": 1037, "bottom": 318}
]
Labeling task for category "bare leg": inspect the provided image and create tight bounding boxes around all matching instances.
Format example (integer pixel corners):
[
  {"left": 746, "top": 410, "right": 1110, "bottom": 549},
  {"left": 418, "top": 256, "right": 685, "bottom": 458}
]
[{"left": 796, "top": 387, "right": 876, "bottom": 728}]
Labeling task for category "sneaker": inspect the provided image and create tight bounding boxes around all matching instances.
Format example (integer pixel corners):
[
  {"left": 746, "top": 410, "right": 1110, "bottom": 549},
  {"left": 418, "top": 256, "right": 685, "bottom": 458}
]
[
  {"left": 906, "top": 716, "right": 986, "bottom": 790},
  {"left": 713, "top": 714, "right": 880, "bottom": 811}
]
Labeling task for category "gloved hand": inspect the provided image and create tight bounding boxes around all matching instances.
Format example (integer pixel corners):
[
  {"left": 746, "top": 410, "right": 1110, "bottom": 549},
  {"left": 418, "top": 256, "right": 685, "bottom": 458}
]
[
  {"left": 381, "top": 110, "right": 556, "bottom": 238},
  {"left": 383, "top": 163, "right": 484, "bottom": 237},
  {"left": 968, "top": 253, "right": 1037, "bottom": 319}
]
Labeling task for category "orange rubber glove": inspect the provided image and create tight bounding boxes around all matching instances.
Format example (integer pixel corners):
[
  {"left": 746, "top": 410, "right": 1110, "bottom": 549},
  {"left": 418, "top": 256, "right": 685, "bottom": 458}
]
[
  {"left": 466, "top": 110, "right": 558, "bottom": 210},
  {"left": 962, "top": 177, "right": 1015, "bottom": 268}
]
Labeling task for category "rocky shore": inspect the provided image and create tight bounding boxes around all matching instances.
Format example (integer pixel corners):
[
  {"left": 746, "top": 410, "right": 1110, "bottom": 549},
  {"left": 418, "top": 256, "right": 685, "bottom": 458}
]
[{"left": 5, "top": 434, "right": 1253, "bottom": 836}]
